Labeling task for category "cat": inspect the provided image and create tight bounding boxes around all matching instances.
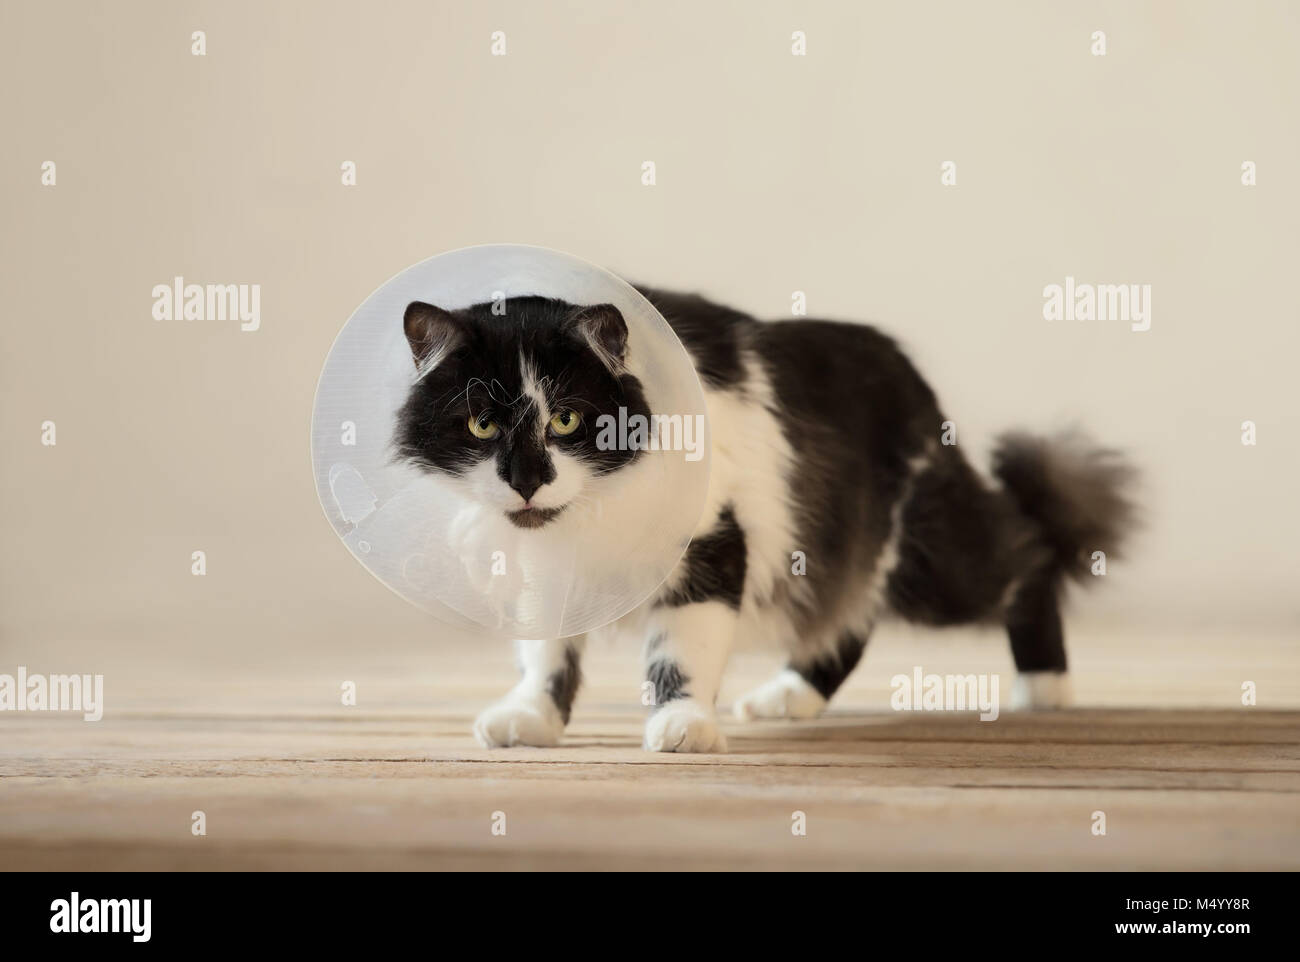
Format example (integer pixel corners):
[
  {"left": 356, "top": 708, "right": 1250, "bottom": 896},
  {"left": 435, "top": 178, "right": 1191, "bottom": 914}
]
[{"left": 394, "top": 287, "right": 1134, "bottom": 752}]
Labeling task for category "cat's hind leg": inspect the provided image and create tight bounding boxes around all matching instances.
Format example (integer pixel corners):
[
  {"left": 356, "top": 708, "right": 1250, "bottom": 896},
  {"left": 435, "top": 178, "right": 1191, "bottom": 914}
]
[
  {"left": 474, "top": 636, "right": 584, "bottom": 747},
  {"left": 734, "top": 628, "right": 869, "bottom": 721},
  {"left": 1005, "top": 575, "right": 1072, "bottom": 709}
]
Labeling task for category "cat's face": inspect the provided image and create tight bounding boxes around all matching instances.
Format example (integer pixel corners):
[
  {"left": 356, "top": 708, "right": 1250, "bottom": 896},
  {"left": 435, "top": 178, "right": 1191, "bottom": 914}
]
[{"left": 394, "top": 296, "right": 650, "bottom": 529}]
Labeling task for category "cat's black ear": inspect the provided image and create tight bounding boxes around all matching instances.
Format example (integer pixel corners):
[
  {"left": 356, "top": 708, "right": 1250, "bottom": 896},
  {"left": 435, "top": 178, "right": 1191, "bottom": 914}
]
[
  {"left": 567, "top": 303, "right": 628, "bottom": 371},
  {"left": 403, "top": 301, "right": 462, "bottom": 369}
]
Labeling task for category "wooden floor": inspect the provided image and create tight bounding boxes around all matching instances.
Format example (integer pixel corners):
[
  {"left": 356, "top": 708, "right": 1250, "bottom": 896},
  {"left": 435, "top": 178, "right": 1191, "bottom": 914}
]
[{"left": 2, "top": 628, "right": 1298, "bottom": 870}]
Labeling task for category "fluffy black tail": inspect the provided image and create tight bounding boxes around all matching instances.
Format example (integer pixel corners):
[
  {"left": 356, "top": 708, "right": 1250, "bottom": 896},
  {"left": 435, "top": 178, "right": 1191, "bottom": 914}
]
[{"left": 992, "top": 430, "right": 1136, "bottom": 586}]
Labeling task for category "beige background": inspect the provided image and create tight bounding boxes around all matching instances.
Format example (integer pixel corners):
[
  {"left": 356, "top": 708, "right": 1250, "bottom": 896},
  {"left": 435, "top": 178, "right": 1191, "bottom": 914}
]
[{"left": 2, "top": 1, "right": 1297, "bottom": 685}]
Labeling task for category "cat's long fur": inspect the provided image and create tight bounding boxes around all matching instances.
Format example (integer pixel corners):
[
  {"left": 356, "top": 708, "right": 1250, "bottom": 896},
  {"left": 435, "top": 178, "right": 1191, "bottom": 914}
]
[{"left": 395, "top": 287, "right": 1135, "bottom": 752}]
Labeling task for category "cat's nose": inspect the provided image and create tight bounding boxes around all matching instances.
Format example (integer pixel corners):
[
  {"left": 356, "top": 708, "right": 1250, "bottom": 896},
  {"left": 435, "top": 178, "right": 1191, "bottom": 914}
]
[
  {"left": 511, "top": 481, "right": 540, "bottom": 503},
  {"left": 506, "top": 446, "right": 554, "bottom": 504}
]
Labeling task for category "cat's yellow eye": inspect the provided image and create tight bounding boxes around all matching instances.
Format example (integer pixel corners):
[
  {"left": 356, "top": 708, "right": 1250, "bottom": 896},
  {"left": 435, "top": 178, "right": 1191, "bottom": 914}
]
[
  {"left": 549, "top": 409, "right": 581, "bottom": 436},
  {"left": 468, "top": 413, "right": 500, "bottom": 440}
]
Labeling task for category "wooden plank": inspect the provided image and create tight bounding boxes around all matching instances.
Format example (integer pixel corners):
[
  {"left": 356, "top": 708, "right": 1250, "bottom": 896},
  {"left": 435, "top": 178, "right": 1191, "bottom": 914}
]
[{"left": 2, "top": 633, "right": 1297, "bottom": 870}]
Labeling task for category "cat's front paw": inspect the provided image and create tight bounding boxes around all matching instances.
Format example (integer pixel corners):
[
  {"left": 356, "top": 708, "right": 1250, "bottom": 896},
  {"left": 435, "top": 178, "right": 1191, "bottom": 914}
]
[
  {"left": 473, "top": 693, "right": 564, "bottom": 748},
  {"left": 644, "top": 699, "right": 728, "bottom": 753},
  {"left": 733, "top": 669, "right": 827, "bottom": 721}
]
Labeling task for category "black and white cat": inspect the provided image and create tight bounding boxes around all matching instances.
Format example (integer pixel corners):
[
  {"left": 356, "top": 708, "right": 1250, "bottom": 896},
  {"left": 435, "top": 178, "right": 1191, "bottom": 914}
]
[{"left": 395, "top": 287, "right": 1133, "bottom": 752}]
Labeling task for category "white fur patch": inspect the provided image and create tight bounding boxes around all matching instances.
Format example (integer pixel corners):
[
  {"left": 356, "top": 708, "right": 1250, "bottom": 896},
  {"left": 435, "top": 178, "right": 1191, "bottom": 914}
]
[
  {"left": 706, "top": 365, "right": 801, "bottom": 609},
  {"left": 645, "top": 600, "right": 736, "bottom": 690},
  {"left": 1010, "top": 671, "right": 1073, "bottom": 710},
  {"left": 473, "top": 688, "right": 565, "bottom": 747},
  {"left": 644, "top": 699, "right": 727, "bottom": 753},
  {"left": 733, "top": 669, "right": 828, "bottom": 721},
  {"left": 650, "top": 354, "right": 805, "bottom": 655},
  {"left": 518, "top": 352, "right": 551, "bottom": 441}
]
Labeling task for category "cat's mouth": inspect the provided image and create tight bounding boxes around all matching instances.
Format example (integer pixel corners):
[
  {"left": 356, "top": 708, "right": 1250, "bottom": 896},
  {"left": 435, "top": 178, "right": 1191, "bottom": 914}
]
[{"left": 505, "top": 504, "right": 567, "bottom": 529}]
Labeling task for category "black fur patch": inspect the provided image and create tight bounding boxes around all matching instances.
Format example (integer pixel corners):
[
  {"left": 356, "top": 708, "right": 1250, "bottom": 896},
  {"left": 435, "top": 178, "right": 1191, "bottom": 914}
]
[
  {"left": 795, "top": 630, "right": 869, "bottom": 699},
  {"left": 545, "top": 644, "right": 583, "bottom": 724},
  {"left": 884, "top": 451, "right": 1031, "bottom": 625},
  {"left": 633, "top": 287, "right": 749, "bottom": 389},
  {"left": 646, "top": 659, "right": 690, "bottom": 706},
  {"left": 1004, "top": 575, "right": 1067, "bottom": 673},
  {"left": 992, "top": 430, "right": 1136, "bottom": 584},
  {"left": 655, "top": 505, "right": 747, "bottom": 609},
  {"left": 752, "top": 318, "right": 945, "bottom": 627}
]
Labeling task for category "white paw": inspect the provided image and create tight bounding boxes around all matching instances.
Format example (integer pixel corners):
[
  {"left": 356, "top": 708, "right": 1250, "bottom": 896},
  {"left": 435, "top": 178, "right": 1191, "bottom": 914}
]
[
  {"left": 733, "top": 669, "right": 828, "bottom": 721},
  {"left": 473, "top": 692, "right": 564, "bottom": 748},
  {"left": 1010, "top": 671, "right": 1072, "bottom": 710},
  {"left": 644, "top": 699, "right": 727, "bottom": 753}
]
